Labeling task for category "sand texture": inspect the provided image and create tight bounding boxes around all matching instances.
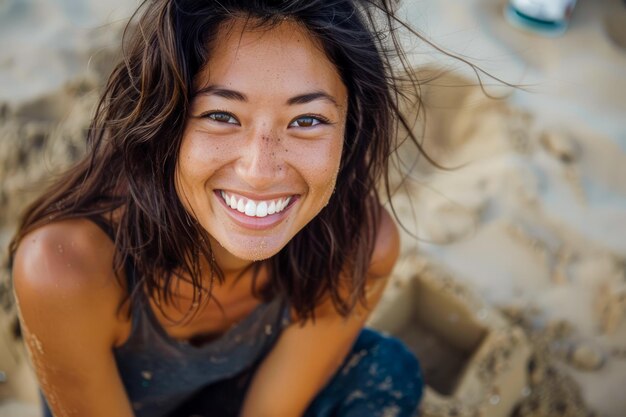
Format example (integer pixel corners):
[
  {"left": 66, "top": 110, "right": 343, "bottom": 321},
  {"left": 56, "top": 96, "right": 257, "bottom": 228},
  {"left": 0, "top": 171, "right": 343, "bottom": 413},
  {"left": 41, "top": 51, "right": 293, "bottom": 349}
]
[{"left": 1, "top": 0, "right": 625, "bottom": 416}]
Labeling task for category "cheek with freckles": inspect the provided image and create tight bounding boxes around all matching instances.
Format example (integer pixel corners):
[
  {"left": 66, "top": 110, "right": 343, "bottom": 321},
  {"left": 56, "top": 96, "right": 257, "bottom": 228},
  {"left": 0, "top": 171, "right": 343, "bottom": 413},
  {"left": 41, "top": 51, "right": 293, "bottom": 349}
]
[{"left": 288, "top": 140, "right": 342, "bottom": 202}]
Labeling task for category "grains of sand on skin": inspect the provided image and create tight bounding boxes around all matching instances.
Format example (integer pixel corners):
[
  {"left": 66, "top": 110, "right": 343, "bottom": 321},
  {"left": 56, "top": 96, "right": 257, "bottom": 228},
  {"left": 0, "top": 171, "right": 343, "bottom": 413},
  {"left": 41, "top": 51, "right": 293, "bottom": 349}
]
[
  {"left": 248, "top": 241, "right": 268, "bottom": 262},
  {"left": 28, "top": 332, "right": 45, "bottom": 355}
]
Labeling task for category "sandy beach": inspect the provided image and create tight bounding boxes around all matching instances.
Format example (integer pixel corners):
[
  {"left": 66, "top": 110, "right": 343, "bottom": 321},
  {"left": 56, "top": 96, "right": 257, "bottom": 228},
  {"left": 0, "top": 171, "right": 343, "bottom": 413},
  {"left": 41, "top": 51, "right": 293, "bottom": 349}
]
[{"left": 1, "top": 0, "right": 625, "bottom": 416}]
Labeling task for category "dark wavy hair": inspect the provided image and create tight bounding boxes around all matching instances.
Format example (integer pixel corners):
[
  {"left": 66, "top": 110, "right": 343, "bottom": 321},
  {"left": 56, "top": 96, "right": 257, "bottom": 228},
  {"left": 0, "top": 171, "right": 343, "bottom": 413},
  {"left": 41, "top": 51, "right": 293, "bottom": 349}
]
[{"left": 10, "top": 0, "right": 442, "bottom": 321}]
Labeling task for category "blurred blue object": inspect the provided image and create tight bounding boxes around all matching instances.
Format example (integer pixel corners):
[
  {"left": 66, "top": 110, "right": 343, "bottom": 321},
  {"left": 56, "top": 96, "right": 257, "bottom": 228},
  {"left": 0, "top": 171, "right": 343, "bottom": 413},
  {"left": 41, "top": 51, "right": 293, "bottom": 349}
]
[{"left": 506, "top": 0, "right": 577, "bottom": 36}]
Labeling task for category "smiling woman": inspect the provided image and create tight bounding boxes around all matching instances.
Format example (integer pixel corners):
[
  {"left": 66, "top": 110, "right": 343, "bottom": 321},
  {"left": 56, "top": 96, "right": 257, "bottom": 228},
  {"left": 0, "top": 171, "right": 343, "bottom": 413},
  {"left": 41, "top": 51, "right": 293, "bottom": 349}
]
[
  {"left": 9, "top": 1, "right": 431, "bottom": 417},
  {"left": 177, "top": 19, "right": 346, "bottom": 262}
]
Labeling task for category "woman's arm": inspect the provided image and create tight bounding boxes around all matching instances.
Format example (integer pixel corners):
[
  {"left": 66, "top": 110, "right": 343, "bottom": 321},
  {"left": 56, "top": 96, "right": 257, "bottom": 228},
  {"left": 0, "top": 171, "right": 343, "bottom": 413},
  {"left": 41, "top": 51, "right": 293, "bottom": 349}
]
[
  {"left": 240, "top": 208, "right": 400, "bottom": 417},
  {"left": 12, "top": 220, "right": 135, "bottom": 417}
]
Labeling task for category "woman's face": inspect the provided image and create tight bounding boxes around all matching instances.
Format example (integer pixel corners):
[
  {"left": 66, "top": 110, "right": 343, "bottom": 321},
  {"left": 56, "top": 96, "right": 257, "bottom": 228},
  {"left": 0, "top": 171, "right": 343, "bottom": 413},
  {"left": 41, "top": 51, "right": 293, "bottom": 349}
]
[{"left": 176, "top": 19, "right": 348, "bottom": 265}]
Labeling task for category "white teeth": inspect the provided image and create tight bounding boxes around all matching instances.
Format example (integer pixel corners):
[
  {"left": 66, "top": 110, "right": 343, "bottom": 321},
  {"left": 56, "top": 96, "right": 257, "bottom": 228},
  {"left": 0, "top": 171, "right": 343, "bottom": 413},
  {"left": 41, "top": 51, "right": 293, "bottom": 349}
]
[
  {"left": 256, "top": 201, "right": 268, "bottom": 217},
  {"left": 267, "top": 201, "right": 276, "bottom": 215},
  {"left": 244, "top": 200, "right": 256, "bottom": 216},
  {"left": 279, "top": 197, "right": 291, "bottom": 211},
  {"left": 220, "top": 192, "right": 293, "bottom": 218}
]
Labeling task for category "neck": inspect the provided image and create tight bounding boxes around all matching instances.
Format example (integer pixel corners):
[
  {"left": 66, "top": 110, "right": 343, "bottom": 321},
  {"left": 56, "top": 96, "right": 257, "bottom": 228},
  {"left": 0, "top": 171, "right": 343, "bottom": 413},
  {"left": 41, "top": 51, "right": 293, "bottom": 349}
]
[{"left": 207, "top": 235, "right": 257, "bottom": 285}]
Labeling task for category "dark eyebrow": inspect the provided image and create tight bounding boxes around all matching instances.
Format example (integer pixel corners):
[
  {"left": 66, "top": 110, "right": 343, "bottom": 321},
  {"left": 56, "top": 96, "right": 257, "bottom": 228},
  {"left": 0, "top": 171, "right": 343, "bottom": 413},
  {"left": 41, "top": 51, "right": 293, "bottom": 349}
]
[
  {"left": 287, "top": 91, "right": 339, "bottom": 107},
  {"left": 194, "top": 85, "right": 248, "bottom": 102},
  {"left": 194, "top": 85, "right": 339, "bottom": 108}
]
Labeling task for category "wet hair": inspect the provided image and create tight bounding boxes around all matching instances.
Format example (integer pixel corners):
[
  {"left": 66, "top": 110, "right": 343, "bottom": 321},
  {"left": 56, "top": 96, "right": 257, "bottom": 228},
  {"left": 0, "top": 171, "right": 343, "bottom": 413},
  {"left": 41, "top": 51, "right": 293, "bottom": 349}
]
[{"left": 10, "top": 0, "right": 444, "bottom": 321}]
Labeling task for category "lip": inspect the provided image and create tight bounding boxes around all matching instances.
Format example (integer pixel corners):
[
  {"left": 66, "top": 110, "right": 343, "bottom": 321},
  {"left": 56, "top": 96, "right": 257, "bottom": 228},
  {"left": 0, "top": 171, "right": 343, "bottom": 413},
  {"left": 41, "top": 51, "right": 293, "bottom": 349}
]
[{"left": 214, "top": 190, "right": 298, "bottom": 231}]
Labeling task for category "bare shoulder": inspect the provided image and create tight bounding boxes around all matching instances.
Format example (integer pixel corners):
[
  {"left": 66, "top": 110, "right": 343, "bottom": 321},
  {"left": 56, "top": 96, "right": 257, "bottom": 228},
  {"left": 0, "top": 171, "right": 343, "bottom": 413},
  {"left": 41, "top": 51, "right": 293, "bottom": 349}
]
[
  {"left": 369, "top": 206, "right": 400, "bottom": 278},
  {"left": 13, "top": 219, "right": 135, "bottom": 416},
  {"left": 13, "top": 218, "right": 127, "bottom": 346},
  {"left": 13, "top": 218, "right": 121, "bottom": 295}
]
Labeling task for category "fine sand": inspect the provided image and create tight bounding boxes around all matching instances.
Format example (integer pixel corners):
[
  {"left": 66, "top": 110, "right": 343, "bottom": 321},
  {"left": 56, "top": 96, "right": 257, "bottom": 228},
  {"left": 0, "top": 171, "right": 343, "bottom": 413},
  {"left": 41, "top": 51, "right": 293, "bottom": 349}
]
[{"left": 1, "top": 1, "right": 625, "bottom": 416}]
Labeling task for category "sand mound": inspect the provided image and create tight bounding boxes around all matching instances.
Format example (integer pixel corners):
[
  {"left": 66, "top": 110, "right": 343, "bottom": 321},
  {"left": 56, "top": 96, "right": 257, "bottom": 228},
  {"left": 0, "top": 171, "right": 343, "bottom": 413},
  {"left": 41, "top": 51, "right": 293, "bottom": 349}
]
[{"left": 382, "top": 66, "right": 626, "bottom": 416}]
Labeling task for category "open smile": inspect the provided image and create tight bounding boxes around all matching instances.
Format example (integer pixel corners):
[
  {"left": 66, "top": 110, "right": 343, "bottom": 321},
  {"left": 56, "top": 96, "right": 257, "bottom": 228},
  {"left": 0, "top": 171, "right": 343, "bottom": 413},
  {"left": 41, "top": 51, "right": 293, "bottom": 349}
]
[
  {"left": 215, "top": 190, "right": 298, "bottom": 230},
  {"left": 220, "top": 191, "right": 293, "bottom": 217}
]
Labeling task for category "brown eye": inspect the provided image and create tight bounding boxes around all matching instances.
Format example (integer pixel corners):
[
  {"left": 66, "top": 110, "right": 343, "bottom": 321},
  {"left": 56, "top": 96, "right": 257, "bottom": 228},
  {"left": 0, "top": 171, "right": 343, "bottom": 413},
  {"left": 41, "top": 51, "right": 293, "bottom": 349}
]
[
  {"left": 289, "top": 115, "right": 327, "bottom": 128},
  {"left": 206, "top": 112, "right": 238, "bottom": 124}
]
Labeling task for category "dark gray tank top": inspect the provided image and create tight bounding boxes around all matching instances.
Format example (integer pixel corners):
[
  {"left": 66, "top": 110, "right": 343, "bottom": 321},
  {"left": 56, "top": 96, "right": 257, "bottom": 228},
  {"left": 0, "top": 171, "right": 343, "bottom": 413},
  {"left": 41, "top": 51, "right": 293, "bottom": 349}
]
[
  {"left": 114, "top": 289, "right": 290, "bottom": 417},
  {"left": 42, "top": 217, "right": 291, "bottom": 417}
]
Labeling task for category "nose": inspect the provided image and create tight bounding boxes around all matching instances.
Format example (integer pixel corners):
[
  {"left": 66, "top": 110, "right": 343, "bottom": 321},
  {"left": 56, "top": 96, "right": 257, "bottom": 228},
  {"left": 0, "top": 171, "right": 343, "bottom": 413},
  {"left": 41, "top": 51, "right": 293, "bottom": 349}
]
[{"left": 235, "top": 128, "right": 285, "bottom": 189}]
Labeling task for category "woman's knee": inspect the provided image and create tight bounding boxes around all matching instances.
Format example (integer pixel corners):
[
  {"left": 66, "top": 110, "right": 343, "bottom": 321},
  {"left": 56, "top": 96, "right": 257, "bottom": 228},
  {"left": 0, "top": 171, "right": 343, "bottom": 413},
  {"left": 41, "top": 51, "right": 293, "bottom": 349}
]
[
  {"left": 345, "top": 329, "right": 424, "bottom": 403},
  {"left": 370, "top": 332, "right": 422, "bottom": 393},
  {"left": 305, "top": 329, "right": 423, "bottom": 417}
]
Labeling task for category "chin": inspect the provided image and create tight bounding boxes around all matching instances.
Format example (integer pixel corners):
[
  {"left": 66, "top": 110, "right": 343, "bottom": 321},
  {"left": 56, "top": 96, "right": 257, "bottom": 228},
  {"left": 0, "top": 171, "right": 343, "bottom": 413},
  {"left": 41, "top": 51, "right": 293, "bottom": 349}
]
[{"left": 220, "top": 237, "right": 287, "bottom": 262}]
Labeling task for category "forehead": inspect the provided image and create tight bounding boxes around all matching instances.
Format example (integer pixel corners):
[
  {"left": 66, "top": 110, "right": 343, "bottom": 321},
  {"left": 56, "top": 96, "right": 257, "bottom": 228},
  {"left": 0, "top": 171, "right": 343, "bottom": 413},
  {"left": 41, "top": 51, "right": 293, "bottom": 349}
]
[{"left": 193, "top": 18, "right": 346, "bottom": 102}]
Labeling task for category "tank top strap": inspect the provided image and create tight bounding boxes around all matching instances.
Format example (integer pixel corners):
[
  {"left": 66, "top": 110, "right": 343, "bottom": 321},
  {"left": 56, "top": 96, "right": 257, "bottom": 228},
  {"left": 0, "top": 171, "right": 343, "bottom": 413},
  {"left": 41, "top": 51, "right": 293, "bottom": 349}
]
[{"left": 87, "top": 214, "right": 115, "bottom": 240}]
